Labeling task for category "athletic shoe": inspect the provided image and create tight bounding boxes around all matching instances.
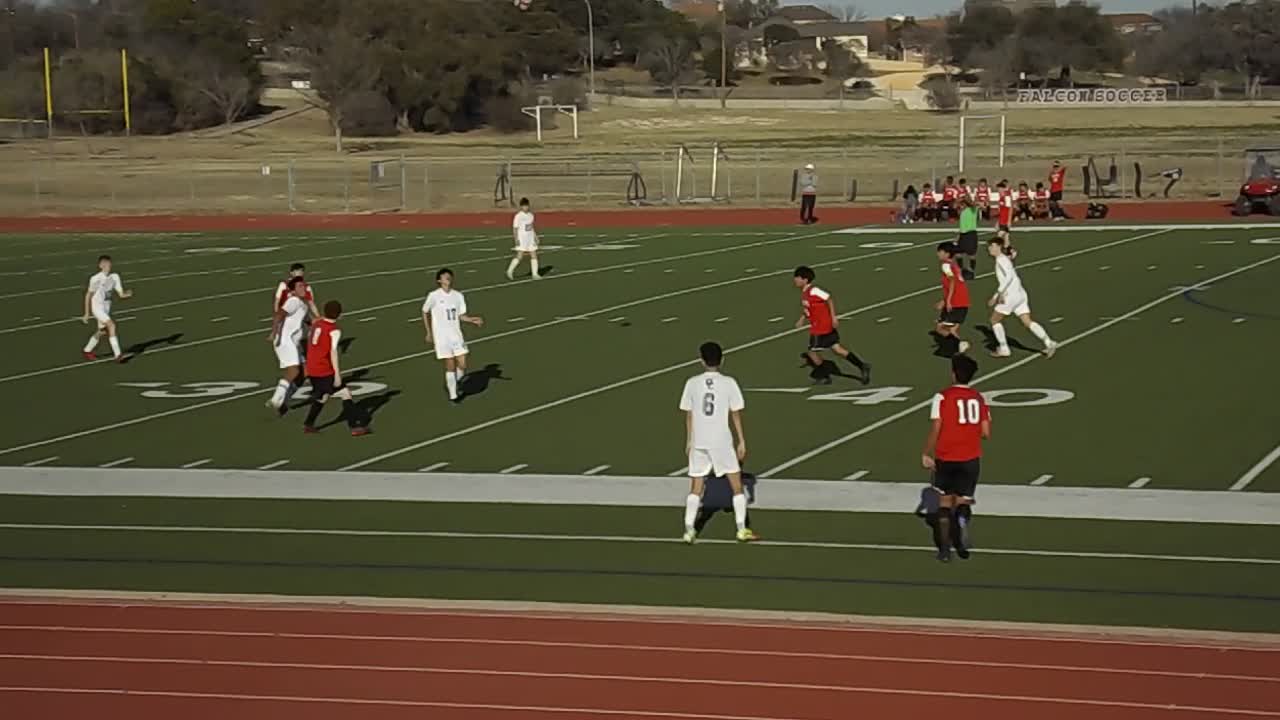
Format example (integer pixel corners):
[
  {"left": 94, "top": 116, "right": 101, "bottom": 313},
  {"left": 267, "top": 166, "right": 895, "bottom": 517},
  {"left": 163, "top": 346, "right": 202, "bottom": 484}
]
[
  {"left": 303, "top": 426, "right": 319, "bottom": 434},
  {"left": 1044, "top": 341, "right": 1059, "bottom": 358},
  {"left": 115, "top": 354, "right": 127, "bottom": 364},
  {"left": 682, "top": 530, "right": 696, "bottom": 545},
  {"left": 736, "top": 528, "right": 759, "bottom": 543},
  {"left": 82, "top": 352, "right": 95, "bottom": 361},
  {"left": 958, "top": 340, "right": 971, "bottom": 354},
  {"left": 350, "top": 427, "right": 370, "bottom": 437},
  {"left": 860, "top": 363, "right": 873, "bottom": 386},
  {"left": 991, "top": 348, "right": 1011, "bottom": 358},
  {"left": 936, "top": 548, "right": 952, "bottom": 563}
]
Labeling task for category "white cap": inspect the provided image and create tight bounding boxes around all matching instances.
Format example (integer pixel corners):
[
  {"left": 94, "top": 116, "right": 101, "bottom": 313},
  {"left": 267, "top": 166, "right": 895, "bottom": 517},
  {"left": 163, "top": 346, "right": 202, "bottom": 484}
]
[{"left": 804, "top": 163, "right": 815, "bottom": 170}]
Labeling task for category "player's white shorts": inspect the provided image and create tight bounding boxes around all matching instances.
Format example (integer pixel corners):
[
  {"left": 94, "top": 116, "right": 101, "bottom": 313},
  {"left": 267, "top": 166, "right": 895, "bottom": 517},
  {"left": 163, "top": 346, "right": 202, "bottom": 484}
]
[
  {"left": 994, "top": 292, "right": 1031, "bottom": 317},
  {"left": 275, "top": 338, "right": 302, "bottom": 368},
  {"left": 91, "top": 303, "right": 111, "bottom": 328},
  {"left": 434, "top": 333, "right": 469, "bottom": 360},
  {"left": 688, "top": 446, "right": 740, "bottom": 478},
  {"left": 515, "top": 236, "right": 538, "bottom": 252}
]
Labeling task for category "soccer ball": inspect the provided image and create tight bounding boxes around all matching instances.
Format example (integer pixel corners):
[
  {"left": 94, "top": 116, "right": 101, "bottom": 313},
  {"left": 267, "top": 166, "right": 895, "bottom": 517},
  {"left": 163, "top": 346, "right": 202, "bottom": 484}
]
[{"left": 513, "top": 0, "right": 532, "bottom": 9}]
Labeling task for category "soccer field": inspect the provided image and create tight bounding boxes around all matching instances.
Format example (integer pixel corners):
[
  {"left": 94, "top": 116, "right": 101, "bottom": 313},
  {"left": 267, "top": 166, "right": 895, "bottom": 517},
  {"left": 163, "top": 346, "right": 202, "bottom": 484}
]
[{"left": 3, "top": 221, "right": 1280, "bottom": 633}]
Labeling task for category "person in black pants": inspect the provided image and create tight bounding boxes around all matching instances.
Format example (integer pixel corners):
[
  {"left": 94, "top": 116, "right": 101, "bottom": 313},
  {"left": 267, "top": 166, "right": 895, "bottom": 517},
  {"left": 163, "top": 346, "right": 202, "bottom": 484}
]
[
  {"left": 798, "top": 163, "right": 818, "bottom": 224},
  {"left": 692, "top": 473, "right": 756, "bottom": 537}
]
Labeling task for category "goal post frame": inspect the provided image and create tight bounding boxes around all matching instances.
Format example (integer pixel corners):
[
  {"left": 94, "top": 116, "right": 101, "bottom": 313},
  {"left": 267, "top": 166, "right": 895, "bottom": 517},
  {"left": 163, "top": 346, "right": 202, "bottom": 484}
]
[
  {"left": 520, "top": 104, "right": 579, "bottom": 143},
  {"left": 958, "top": 114, "right": 1006, "bottom": 175}
]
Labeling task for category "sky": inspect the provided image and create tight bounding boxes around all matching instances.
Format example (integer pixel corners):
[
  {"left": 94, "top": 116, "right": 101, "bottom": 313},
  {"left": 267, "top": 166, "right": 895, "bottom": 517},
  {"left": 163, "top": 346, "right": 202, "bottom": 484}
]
[{"left": 783, "top": 0, "right": 1188, "bottom": 18}]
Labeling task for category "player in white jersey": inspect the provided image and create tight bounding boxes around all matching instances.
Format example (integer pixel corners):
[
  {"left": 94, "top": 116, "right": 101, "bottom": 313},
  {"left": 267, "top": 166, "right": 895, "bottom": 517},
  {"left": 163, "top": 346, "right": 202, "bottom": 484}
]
[
  {"left": 267, "top": 277, "right": 311, "bottom": 411},
  {"left": 987, "top": 236, "right": 1057, "bottom": 358},
  {"left": 678, "top": 341, "right": 756, "bottom": 544},
  {"left": 422, "top": 267, "right": 484, "bottom": 402},
  {"left": 506, "top": 197, "right": 541, "bottom": 280},
  {"left": 81, "top": 255, "right": 132, "bottom": 361}
]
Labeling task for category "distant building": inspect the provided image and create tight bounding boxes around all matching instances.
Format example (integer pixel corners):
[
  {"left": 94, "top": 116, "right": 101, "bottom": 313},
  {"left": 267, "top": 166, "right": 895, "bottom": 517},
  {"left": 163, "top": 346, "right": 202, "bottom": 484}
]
[
  {"left": 774, "top": 4, "right": 839, "bottom": 24},
  {"left": 751, "top": 18, "right": 872, "bottom": 59},
  {"left": 963, "top": 0, "right": 1056, "bottom": 15},
  {"left": 1105, "top": 12, "right": 1163, "bottom": 34}
]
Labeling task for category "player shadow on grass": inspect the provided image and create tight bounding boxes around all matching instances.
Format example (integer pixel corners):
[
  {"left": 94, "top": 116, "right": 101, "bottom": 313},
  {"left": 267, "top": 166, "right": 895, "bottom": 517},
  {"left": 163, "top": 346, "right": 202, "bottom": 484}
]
[
  {"left": 973, "top": 325, "right": 1039, "bottom": 355},
  {"left": 317, "top": 389, "right": 401, "bottom": 431},
  {"left": 337, "top": 336, "right": 357, "bottom": 354},
  {"left": 456, "top": 364, "right": 508, "bottom": 402},
  {"left": 801, "top": 355, "right": 864, "bottom": 384},
  {"left": 285, "top": 368, "right": 374, "bottom": 412},
  {"left": 119, "top": 333, "right": 184, "bottom": 363}
]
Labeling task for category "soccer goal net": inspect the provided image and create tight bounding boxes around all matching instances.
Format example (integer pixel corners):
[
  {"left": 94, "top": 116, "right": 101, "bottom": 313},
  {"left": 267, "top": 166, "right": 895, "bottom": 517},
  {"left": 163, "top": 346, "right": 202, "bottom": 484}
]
[{"left": 958, "top": 114, "right": 1006, "bottom": 176}]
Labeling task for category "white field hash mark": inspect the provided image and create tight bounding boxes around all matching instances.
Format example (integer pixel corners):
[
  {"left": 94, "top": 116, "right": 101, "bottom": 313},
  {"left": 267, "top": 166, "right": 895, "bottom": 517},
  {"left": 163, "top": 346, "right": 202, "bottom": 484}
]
[
  {"left": 99, "top": 457, "right": 134, "bottom": 468},
  {"left": 583, "top": 465, "right": 611, "bottom": 476},
  {"left": 180, "top": 459, "right": 212, "bottom": 469},
  {"left": 844, "top": 470, "right": 869, "bottom": 481},
  {"left": 1231, "top": 443, "right": 1280, "bottom": 491},
  {"left": 22, "top": 457, "right": 58, "bottom": 467},
  {"left": 1031, "top": 474, "right": 1053, "bottom": 486},
  {"left": 417, "top": 462, "right": 449, "bottom": 473},
  {"left": 1129, "top": 477, "right": 1152, "bottom": 489},
  {"left": 499, "top": 464, "right": 528, "bottom": 474},
  {"left": 258, "top": 460, "right": 290, "bottom": 471}
]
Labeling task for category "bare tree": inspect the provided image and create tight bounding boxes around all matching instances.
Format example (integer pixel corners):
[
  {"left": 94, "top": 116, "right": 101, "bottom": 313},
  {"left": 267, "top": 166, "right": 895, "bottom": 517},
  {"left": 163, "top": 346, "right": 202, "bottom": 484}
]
[
  {"left": 294, "top": 24, "right": 382, "bottom": 152},
  {"left": 970, "top": 40, "right": 1016, "bottom": 106},
  {"left": 819, "top": 2, "right": 867, "bottom": 22},
  {"left": 181, "top": 60, "right": 255, "bottom": 127},
  {"left": 642, "top": 34, "right": 699, "bottom": 103}
]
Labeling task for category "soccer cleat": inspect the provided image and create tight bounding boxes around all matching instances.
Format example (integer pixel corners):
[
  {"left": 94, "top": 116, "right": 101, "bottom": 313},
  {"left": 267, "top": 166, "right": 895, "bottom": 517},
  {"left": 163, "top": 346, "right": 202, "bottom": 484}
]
[
  {"left": 860, "top": 363, "right": 873, "bottom": 386},
  {"left": 812, "top": 375, "right": 832, "bottom": 385},
  {"left": 115, "top": 354, "right": 127, "bottom": 364},
  {"left": 682, "top": 530, "right": 696, "bottom": 545},
  {"left": 303, "top": 426, "right": 319, "bottom": 434},
  {"left": 936, "top": 548, "right": 952, "bottom": 563},
  {"left": 350, "top": 427, "right": 370, "bottom": 437},
  {"left": 1044, "top": 341, "right": 1059, "bottom": 358},
  {"left": 991, "top": 348, "right": 1011, "bottom": 358},
  {"left": 82, "top": 352, "right": 96, "bottom": 361},
  {"left": 736, "top": 528, "right": 759, "bottom": 543},
  {"left": 957, "top": 340, "right": 971, "bottom": 354}
]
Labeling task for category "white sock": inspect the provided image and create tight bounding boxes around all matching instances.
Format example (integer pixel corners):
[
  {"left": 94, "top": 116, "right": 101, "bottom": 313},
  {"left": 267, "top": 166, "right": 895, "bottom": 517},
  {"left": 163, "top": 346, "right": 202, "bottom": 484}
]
[
  {"left": 1028, "top": 321, "right": 1053, "bottom": 346},
  {"left": 684, "top": 494, "right": 701, "bottom": 532},
  {"left": 992, "top": 322, "right": 1009, "bottom": 351},
  {"left": 83, "top": 335, "right": 100, "bottom": 353},
  {"left": 445, "top": 371, "right": 458, "bottom": 400},
  {"left": 108, "top": 336, "right": 122, "bottom": 357},
  {"left": 283, "top": 380, "right": 299, "bottom": 404},
  {"left": 455, "top": 368, "right": 465, "bottom": 381},
  {"left": 506, "top": 257, "right": 520, "bottom": 277},
  {"left": 732, "top": 493, "right": 748, "bottom": 531},
  {"left": 530, "top": 258, "right": 540, "bottom": 277},
  {"left": 270, "top": 379, "right": 289, "bottom": 407}
]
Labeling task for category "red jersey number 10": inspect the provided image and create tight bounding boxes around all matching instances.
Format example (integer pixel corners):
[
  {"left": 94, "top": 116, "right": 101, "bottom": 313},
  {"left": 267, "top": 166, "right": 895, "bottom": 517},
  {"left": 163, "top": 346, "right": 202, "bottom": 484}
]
[{"left": 956, "top": 398, "right": 982, "bottom": 425}]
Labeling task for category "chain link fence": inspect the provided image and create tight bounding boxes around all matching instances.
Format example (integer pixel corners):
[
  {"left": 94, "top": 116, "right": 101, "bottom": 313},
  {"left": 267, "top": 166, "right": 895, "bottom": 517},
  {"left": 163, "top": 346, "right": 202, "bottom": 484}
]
[{"left": 0, "top": 138, "right": 1251, "bottom": 216}]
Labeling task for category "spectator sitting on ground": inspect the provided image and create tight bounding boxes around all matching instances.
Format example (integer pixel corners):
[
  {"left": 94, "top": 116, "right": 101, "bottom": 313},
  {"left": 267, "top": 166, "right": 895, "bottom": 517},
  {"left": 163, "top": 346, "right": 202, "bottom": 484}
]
[
  {"left": 919, "top": 182, "right": 939, "bottom": 222},
  {"left": 958, "top": 177, "right": 972, "bottom": 204},
  {"left": 975, "top": 178, "right": 992, "bottom": 220},
  {"left": 900, "top": 184, "right": 919, "bottom": 224},
  {"left": 940, "top": 175, "right": 959, "bottom": 220},
  {"left": 1032, "top": 182, "right": 1051, "bottom": 220},
  {"left": 1015, "top": 181, "right": 1034, "bottom": 221}
]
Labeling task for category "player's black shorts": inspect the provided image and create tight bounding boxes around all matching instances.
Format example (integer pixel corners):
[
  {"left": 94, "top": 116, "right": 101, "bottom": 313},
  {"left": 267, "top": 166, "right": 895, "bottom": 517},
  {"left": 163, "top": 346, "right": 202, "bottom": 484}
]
[
  {"left": 997, "top": 223, "right": 1010, "bottom": 233},
  {"left": 307, "top": 374, "right": 336, "bottom": 400},
  {"left": 957, "top": 231, "right": 978, "bottom": 255},
  {"left": 1050, "top": 190, "right": 1063, "bottom": 202},
  {"left": 933, "top": 457, "right": 980, "bottom": 498},
  {"left": 938, "top": 307, "right": 968, "bottom": 326},
  {"left": 807, "top": 331, "right": 841, "bottom": 351}
]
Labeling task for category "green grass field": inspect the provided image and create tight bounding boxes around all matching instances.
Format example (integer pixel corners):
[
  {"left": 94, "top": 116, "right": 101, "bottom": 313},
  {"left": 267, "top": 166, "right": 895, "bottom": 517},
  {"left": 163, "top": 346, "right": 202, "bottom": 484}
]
[{"left": 3, "top": 222, "right": 1279, "bottom": 633}]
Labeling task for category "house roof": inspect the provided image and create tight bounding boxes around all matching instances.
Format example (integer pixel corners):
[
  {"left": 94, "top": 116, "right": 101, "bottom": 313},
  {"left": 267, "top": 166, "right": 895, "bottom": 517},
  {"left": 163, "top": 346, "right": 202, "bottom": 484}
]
[{"left": 776, "top": 5, "right": 838, "bottom": 23}]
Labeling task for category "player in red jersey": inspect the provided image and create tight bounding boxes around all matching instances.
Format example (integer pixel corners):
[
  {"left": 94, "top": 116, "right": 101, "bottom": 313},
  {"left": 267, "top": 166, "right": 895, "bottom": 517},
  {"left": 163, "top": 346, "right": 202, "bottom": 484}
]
[
  {"left": 275, "top": 263, "right": 320, "bottom": 316},
  {"left": 1048, "top": 159, "right": 1067, "bottom": 220},
  {"left": 974, "top": 178, "right": 992, "bottom": 220},
  {"left": 301, "top": 300, "right": 368, "bottom": 436},
  {"left": 933, "top": 243, "right": 971, "bottom": 356},
  {"left": 793, "top": 266, "right": 871, "bottom": 385},
  {"left": 940, "top": 175, "right": 958, "bottom": 220},
  {"left": 995, "top": 180, "right": 1014, "bottom": 233},
  {"left": 920, "top": 354, "right": 990, "bottom": 562}
]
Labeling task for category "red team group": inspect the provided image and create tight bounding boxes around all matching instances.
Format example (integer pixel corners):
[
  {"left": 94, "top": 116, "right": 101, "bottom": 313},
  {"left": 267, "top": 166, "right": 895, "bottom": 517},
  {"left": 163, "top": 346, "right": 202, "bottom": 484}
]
[{"left": 82, "top": 194, "right": 1048, "bottom": 562}]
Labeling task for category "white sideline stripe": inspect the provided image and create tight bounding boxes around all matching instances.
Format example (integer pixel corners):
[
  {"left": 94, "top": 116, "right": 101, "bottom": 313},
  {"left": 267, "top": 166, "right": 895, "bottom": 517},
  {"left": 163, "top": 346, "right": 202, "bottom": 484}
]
[
  {"left": 21, "top": 457, "right": 57, "bottom": 468},
  {"left": 844, "top": 470, "right": 869, "bottom": 481},
  {"left": 0, "top": 236, "right": 933, "bottom": 456},
  {"left": 1232, "top": 444, "right": 1280, "bottom": 492},
  {"left": 667, "top": 467, "right": 690, "bottom": 477},
  {"left": 833, "top": 223, "right": 1280, "bottom": 234},
  {"left": 179, "top": 459, "right": 211, "bottom": 469},
  {"left": 0, "top": 636, "right": 1273, "bottom": 682},
  {"left": 4, "top": 469, "right": 1279, "bottom": 525},
  {"left": 1031, "top": 475, "right": 1053, "bottom": 486},
  {"left": 583, "top": 465, "right": 611, "bottom": 476},
  {"left": 337, "top": 229, "right": 1168, "bottom": 473},
  {"left": 12, "top": 524, "right": 1280, "bottom": 565},
  {"left": 499, "top": 464, "right": 528, "bottom": 474},
  {"left": 1129, "top": 477, "right": 1152, "bottom": 489},
  {"left": 0, "top": 234, "right": 505, "bottom": 301},
  {"left": 0, "top": 229, "right": 831, "bottom": 386},
  {"left": 257, "top": 460, "right": 290, "bottom": 471},
  {"left": 417, "top": 463, "right": 449, "bottom": 473},
  {"left": 1, "top": 656, "right": 1279, "bottom": 715},
  {"left": 760, "top": 250, "right": 1280, "bottom": 479},
  {"left": 97, "top": 458, "right": 133, "bottom": 469}
]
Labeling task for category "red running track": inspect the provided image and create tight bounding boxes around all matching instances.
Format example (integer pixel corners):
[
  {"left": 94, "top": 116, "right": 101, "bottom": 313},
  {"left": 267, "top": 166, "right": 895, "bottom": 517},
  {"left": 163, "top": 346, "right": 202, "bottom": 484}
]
[{"left": 0, "top": 598, "right": 1277, "bottom": 720}]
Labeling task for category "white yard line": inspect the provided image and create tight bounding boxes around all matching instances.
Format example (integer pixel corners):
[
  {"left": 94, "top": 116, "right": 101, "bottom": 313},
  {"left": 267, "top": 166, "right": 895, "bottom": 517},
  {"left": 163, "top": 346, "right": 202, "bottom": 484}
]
[
  {"left": 257, "top": 460, "right": 290, "bottom": 471},
  {"left": 21, "top": 457, "right": 58, "bottom": 467},
  {"left": 760, "top": 250, "right": 1280, "bottom": 478},
  {"left": 1129, "top": 477, "right": 1152, "bottom": 489},
  {"left": 843, "top": 470, "right": 869, "bottom": 481},
  {"left": 583, "top": 465, "right": 611, "bottom": 476},
  {"left": 337, "top": 230, "right": 1173, "bottom": 473},
  {"left": 4, "top": 523, "right": 1280, "bottom": 566},
  {"left": 499, "top": 464, "right": 528, "bottom": 474},
  {"left": 417, "top": 462, "right": 450, "bottom": 473},
  {"left": 667, "top": 467, "right": 690, "bottom": 477},
  {"left": 1031, "top": 474, "right": 1054, "bottom": 486},
  {"left": 179, "top": 459, "right": 212, "bottom": 469},
  {"left": 1231, "top": 443, "right": 1280, "bottom": 492},
  {"left": 97, "top": 457, "right": 134, "bottom": 469}
]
